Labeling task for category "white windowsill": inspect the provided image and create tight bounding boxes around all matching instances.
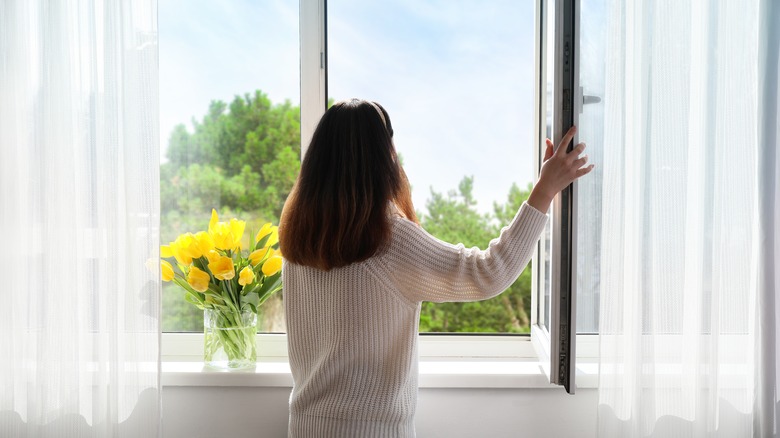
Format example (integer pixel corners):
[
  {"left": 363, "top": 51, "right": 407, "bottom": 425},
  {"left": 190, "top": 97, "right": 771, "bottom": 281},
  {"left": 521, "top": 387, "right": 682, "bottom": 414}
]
[
  {"left": 161, "top": 333, "right": 600, "bottom": 389},
  {"left": 161, "top": 359, "right": 599, "bottom": 389}
]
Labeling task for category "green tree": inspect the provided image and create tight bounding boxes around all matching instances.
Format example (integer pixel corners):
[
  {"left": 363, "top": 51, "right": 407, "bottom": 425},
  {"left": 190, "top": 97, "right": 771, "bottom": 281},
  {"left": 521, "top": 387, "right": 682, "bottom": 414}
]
[
  {"left": 160, "top": 90, "right": 301, "bottom": 332},
  {"left": 160, "top": 90, "right": 535, "bottom": 334},
  {"left": 419, "top": 178, "right": 534, "bottom": 333}
]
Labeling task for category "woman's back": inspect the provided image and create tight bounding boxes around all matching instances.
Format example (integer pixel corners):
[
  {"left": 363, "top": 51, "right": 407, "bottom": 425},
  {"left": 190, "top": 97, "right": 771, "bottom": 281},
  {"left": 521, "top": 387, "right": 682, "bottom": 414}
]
[
  {"left": 285, "top": 255, "right": 420, "bottom": 437},
  {"left": 285, "top": 204, "right": 548, "bottom": 437}
]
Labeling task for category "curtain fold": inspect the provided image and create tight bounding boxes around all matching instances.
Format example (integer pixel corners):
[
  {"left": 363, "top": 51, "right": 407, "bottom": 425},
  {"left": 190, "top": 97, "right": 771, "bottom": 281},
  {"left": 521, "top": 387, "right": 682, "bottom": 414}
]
[
  {"left": 0, "top": 1, "right": 161, "bottom": 436},
  {"left": 596, "top": 0, "right": 778, "bottom": 436},
  {"left": 756, "top": 1, "right": 780, "bottom": 435}
]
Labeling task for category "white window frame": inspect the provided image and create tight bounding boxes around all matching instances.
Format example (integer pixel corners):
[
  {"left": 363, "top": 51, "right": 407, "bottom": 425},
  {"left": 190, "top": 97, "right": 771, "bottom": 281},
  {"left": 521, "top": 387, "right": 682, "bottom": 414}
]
[{"left": 160, "top": 0, "right": 600, "bottom": 374}]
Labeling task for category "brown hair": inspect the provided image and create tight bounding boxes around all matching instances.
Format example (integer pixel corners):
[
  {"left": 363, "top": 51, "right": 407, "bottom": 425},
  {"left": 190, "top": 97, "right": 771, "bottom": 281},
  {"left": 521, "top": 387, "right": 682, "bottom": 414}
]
[{"left": 279, "top": 99, "right": 417, "bottom": 270}]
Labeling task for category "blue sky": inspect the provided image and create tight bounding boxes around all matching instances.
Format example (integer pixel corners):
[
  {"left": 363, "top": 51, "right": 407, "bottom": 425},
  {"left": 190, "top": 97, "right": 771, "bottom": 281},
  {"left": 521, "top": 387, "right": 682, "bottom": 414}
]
[{"left": 159, "top": 0, "right": 536, "bottom": 214}]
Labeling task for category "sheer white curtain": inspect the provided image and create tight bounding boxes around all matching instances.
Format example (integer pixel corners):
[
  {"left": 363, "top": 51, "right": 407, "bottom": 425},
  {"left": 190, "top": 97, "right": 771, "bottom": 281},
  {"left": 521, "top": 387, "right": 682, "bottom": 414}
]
[
  {"left": 597, "top": 0, "right": 779, "bottom": 436},
  {"left": 756, "top": 1, "right": 780, "bottom": 435},
  {"left": 0, "top": 1, "right": 160, "bottom": 436}
]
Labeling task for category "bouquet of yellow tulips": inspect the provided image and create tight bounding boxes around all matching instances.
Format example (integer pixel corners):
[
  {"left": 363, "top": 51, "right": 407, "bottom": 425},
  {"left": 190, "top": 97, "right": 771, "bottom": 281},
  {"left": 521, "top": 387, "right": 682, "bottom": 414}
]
[{"left": 160, "top": 209, "right": 283, "bottom": 369}]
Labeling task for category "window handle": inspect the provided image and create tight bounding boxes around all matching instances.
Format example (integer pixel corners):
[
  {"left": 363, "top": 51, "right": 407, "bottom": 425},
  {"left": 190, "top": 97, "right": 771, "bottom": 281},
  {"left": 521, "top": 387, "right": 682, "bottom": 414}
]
[
  {"left": 578, "top": 86, "right": 602, "bottom": 114},
  {"left": 583, "top": 95, "right": 601, "bottom": 105}
]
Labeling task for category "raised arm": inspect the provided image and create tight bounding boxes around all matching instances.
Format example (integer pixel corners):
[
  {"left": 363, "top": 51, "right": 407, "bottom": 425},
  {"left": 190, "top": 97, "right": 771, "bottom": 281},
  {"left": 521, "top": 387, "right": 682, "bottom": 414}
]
[
  {"left": 379, "top": 125, "right": 593, "bottom": 303},
  {"left": 381, "top": 202, "right": 547, "bottom": 303}
]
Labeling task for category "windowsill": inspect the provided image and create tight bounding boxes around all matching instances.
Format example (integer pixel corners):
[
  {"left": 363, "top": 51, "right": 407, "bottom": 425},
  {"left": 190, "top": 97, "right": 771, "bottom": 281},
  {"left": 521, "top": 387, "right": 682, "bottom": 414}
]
[
  {"left": 161, "top": 358, "right": 599, "bottom": 389},
  {"left": 161, "top": 333, "right": 600, "bottom": 389}
]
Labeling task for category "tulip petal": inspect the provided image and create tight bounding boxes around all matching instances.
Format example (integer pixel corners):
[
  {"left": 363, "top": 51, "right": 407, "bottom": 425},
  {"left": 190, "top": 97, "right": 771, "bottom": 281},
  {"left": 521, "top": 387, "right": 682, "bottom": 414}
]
[
  {"left": 209, "top": 209, "right": 219, "bottom": 233},
  {"left": 248, "top": 247, "right": 272, "bottom": 266},
  {"left": 209, "top": 255, "right": 235, "bottom": 281},
  {"left": 266, "top": 226, "right": 279, "bottom": 248},
  {"left": 194, "top": 231, "right": 215, "bottom": 255},
  {"left": 262, "top": 255, "right": 283, "bottom": 277},
  {"left": 187, "top": 266, "right": 211, "bottom": 292},
  {"left": 161, "top": 260, "right": 175, "bottom": 282},
  {"left": 229, "top": 219, "right": 246, "bottom": 250},
  {"left": 160, "top": 245, "right": 173, "bottom": 258},
  {"left": 255, "top": 223, "right": 272, "bottom": 244},
  {"left": 238, "top": 266, "right": 255, "bottom": 286}
]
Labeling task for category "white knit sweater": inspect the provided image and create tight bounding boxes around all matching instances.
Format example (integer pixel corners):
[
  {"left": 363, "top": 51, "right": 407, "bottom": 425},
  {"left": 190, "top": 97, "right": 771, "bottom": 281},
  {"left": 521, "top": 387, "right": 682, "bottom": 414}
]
[{"left": 283, "top": 202, "right": 548, "bottom": 437}]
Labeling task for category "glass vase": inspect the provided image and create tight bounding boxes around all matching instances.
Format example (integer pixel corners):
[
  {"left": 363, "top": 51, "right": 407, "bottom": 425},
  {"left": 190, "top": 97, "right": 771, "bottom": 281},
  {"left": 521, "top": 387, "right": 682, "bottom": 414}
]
[{"left": 203, "top": 308, "right": 257, "bottom": 370}]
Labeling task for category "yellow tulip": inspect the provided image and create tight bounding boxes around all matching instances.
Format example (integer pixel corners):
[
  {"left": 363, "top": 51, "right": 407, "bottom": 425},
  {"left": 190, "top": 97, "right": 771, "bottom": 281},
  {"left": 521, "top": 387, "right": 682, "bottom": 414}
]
[
  {"left": 267, "top": 227, "right": 279, "bottom": 247},
  {"left": 255, "top": 223, "right": 272, "bottom": 243},
  {"left": 187, "top": 234, "right": 206, "bottom": 259},
  {"left": 208, "top": 210, "right": 246, "bottom": 251},
  {"left": 160, "top": 245, "right": 173, "bottom": 258},
  {"left": 170, "top": 233, "right": 204, "bottom": 264},
  {"left": 194, "top": 231, "right": 214, "bottom": 255},
  {"left": 229, "top": 219, "right": 246, "bottom": 248},
  {"left": 248, "top": 247, "right": 272, "bottom": 266},
  {"left": 168, "top": 240, "right": 190, "bottom": 265},
  {"left": 208, "top": 209, "right": 219, "bottom": 233},
  {"left": 238, "top": 266, "right": 255, "bottom": 286},
  {"left": 255, "top": 223, "right": 279, "bottom": 247},
  {"left": 144, "top": 258, "right": 157, "bottom": 274},
  {"left": 209, "top": 255, "right": 235, "bottom": 281},
  {"left": 204, "top": 249, "right": 221, "bottom": 264},
  {"left": 262, "top": 255, "right": 283, "bottom": 276},
  {"left": 187, "top": 266, "right": 210, "bottom": 293},
  {"left": 161, "top": 260, "right": 175, "bottom": 282}
]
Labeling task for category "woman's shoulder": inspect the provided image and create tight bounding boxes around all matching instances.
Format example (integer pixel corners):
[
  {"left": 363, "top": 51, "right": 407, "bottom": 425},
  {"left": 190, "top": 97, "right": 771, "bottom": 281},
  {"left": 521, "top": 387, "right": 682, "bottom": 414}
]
[
  {"left": 386, "top": 214, "right": 450, "bottom": 258},
  {"left": 388, "top": 212, "right": 421, "bottom": 234},
  {"left": 386, "top": 203, "right": 423, "bottom": 237}
]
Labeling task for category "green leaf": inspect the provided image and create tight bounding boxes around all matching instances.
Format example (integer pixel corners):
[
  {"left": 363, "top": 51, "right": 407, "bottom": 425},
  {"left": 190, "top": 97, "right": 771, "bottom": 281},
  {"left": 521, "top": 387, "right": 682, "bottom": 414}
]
[
  {"left": 243, "top": 291, "right": 259, "bottom": 307},
  {"left": 173, "top": 277, "right": 203, "bottom": 297},
  {"left": 257, "top": 271, "right": 281, "bottom": 294},
  {"left": 252, "top": 261, "right": 265, "bottom": 275},
  {"left": 254, "top": 234, "right": 271, "bottom": 250},
  {"left": 242, "top": 282, "right": 260, "bottom": 296},
  {"left": 183, "top": 291, "right": 204, "bottom": 309},
  {"left": 255, "top": 272, "right": 282, "bottom": 305},
  {"left": 205, "top": 284, "right": 222, "bottom": 296}
]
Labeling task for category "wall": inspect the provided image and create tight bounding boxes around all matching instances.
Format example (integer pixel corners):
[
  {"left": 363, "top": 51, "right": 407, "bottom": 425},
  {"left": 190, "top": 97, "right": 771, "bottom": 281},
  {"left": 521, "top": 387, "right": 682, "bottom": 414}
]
[{"left": 162, "top": 387, "right": 598, "bottom": 438}]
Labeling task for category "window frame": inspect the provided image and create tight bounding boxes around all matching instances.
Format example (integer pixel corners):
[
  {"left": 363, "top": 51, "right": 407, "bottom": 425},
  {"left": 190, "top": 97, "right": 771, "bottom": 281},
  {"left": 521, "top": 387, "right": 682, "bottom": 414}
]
[{"left": 161, "top": 0, "right": 600, "bottom": 371}]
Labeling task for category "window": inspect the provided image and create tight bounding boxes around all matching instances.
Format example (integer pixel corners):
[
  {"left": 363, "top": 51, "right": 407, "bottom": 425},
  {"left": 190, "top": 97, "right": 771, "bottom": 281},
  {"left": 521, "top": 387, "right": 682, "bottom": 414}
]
[
  {"left": 159, "top": 0, "right": 300, "bottom": 333},
  {"left": 536, "top": 0, "right": 579, "bottom": 392},
  {"left": 533, "top": 0, "right": 607, "bottom": 392},
  {"left": 160, "top": 0, "right": 598, "bottom": 380},
  {"left": 327, "top": 0, "right": 538, "bottom": 333}
]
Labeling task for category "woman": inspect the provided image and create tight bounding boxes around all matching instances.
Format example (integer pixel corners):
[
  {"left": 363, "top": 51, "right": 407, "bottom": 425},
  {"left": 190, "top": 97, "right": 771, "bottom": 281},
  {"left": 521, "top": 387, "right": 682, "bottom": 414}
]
[{"left": 279, "top": 99, "right": 592, "bottom": 437}]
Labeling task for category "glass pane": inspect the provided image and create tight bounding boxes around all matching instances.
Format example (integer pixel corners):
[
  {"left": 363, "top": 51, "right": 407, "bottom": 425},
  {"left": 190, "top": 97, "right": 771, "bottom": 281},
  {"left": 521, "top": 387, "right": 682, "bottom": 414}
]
[
  {"left": 328, "top": 0, "right": 537, "bottom": 333},
  {"left": 159, "top": 0, "right": 300, "bottom": 332},
  {"left": 575, "top": 0, "right": 606, "bottom": 333},
  {"left": 540, "top": 0, "right": 556, "bottom": 332}
]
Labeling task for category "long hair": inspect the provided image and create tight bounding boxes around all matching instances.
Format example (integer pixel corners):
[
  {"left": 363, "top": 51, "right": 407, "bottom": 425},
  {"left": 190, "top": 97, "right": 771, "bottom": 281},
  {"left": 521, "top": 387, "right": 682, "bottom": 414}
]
[{"left": 279, "top": 99, "right": 418, "bottom": 270}]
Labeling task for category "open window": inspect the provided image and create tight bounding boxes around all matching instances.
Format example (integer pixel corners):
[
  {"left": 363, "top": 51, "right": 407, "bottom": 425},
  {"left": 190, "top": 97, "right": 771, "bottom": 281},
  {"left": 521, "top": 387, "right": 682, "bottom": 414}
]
[
  {"left": 160, "top": 0, "right": 604, "bottom": 373},
  {"left": 307, "top": 0, "right": 597, "bottom": 384},
  {"left": 534, "top": 0, "right": 606, "bottom": 394},
  {"left": 532, "top": 0, "right": 577, "bottom": 394}
]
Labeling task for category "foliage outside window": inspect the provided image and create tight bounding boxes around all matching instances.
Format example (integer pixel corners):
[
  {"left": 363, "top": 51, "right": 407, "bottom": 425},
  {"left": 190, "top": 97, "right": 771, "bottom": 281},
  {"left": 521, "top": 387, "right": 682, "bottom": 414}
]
[
  {"left": 161, "top": 94, "right": 536, "bottom": 333},
  {"left": 161, "top": 0, "right": 537, "bottom": 334},
  {"left": 161, "top": 92, "right": 300, "bottom": 332}
]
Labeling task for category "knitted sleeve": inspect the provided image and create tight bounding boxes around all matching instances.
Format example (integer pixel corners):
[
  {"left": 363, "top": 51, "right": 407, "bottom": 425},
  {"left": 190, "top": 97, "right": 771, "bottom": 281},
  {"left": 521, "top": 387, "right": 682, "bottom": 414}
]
[{"left": 380, "top": 202, "right": 549, "bottom": 303}]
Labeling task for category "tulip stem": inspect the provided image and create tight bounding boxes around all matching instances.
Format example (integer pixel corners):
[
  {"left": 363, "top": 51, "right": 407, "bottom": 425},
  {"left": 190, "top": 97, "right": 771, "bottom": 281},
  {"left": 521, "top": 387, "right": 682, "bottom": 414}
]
[{"left": 204, "top": 308, "right": 257, "bottom": 368}]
